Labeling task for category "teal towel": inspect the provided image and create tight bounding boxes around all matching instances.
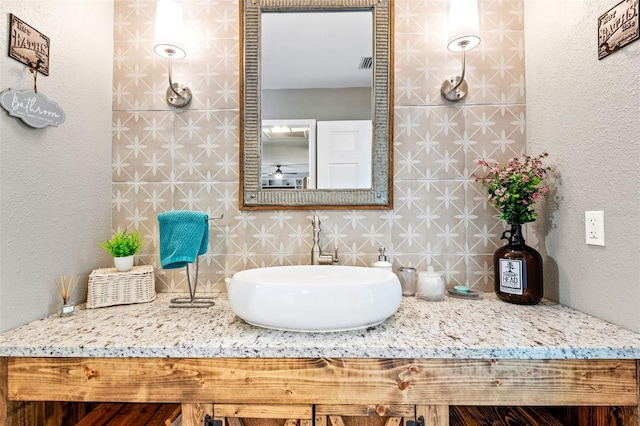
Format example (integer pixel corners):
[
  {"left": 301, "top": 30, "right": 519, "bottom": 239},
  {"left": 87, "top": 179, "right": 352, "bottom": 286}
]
[{"left": 158, "top": 210, "right": 209, "bottom": 270}]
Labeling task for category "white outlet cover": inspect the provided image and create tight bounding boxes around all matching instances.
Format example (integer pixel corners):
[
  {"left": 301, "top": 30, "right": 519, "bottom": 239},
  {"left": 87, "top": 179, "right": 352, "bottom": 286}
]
[{"left": 585, "top": 211, "right": 605, "bottom": 246}]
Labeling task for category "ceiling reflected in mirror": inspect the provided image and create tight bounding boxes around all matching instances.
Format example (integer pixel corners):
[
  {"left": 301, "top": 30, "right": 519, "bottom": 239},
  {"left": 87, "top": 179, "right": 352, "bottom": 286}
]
[{"left": 261, "top": 12, "right": 373, "bottom": 92}]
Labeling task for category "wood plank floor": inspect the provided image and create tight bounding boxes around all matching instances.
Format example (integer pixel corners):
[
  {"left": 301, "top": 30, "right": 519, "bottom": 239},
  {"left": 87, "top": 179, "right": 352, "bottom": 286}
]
[
  {"left": 76, "top": 403, "right": 180, "bottom": 426},
  {"left": 450, "top": 406, "right": 564, "bottom": 425}
]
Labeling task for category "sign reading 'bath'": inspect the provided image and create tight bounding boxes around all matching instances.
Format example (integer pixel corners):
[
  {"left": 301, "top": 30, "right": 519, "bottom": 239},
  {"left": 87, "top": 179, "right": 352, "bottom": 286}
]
[
  {"left": 8, "top": 14, "right": 50, "bottom": 75},
  {"left": 598, "top": 0, "right": 639, "bottom": 59},
  {"left": 0, "top": 89, "right": 65, "bottom": 128}
]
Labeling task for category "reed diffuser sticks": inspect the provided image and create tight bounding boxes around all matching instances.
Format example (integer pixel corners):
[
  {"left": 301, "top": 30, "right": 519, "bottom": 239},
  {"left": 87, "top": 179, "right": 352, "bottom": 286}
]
[{"left": 54, "top": 275, "right": 79, "bottom": 305}]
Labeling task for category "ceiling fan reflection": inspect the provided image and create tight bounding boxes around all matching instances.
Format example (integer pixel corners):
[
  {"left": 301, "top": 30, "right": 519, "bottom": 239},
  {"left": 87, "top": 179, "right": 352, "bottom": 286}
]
[{"left": 264, "top": 164, "right": 302, "bottom": 179}]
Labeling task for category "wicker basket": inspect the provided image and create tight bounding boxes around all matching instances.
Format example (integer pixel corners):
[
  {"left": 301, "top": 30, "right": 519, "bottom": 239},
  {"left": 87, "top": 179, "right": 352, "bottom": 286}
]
[{"left": 87, "top": 265, "right": 156, "bottom": 308}]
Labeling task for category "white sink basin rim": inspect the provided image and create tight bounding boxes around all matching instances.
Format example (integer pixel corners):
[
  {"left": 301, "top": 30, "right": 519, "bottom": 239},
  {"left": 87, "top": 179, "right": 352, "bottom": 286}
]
[{"left": 226, "top": 265, "right": 402, "bottom": 332}]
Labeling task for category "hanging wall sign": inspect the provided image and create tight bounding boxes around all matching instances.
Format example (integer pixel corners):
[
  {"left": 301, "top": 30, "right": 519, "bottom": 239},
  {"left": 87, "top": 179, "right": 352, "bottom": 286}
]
[
  {"left": 598, "top": 0, "right": 639, "bottom": 59},
  {"left": 8, "top": 14, "right": 50, "bottom": 75},
  {"left": 0, "top": 89, "right": 65, "bottom": 128}
]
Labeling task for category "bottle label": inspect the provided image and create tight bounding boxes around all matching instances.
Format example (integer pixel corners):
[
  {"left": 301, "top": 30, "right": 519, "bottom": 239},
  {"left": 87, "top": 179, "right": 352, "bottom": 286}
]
[{"left": 499, "top": 258, "right": 524, "bottom": 295}]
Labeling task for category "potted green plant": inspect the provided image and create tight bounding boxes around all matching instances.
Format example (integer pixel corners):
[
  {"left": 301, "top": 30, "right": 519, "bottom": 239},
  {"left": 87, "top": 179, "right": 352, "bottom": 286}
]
[{"left": 99, "top": 229, "right": 145, "bottom": 272}]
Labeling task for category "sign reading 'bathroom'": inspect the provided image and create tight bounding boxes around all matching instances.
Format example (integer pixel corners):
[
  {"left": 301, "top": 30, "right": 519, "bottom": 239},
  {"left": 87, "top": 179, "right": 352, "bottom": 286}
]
[
  {"left": 0, "top": 89, "right": 65, "bottom": 128},
  {"left": 598, "top": 0, "right": 639, "bottom": 59}
]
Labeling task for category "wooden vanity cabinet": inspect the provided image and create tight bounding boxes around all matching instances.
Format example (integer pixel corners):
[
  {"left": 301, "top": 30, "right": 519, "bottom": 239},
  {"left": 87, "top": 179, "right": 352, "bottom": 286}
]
[{"left": 1, "top": 357, "right": 639, "bottom": 426}]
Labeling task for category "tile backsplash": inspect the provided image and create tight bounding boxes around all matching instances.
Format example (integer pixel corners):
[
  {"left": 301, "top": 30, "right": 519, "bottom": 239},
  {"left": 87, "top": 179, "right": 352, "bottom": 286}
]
[{"left": 112, "top": 0, "right": 525, "bottom": 293}]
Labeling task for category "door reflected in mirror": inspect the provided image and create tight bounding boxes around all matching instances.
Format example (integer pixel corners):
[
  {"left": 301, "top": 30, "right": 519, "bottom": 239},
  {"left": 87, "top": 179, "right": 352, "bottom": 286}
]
[
  {"left": 261, "top": 11, "right": 373, "bottom": 190},
  {"left": 316, "top": 120, "right": 372, "bottom": 189}
]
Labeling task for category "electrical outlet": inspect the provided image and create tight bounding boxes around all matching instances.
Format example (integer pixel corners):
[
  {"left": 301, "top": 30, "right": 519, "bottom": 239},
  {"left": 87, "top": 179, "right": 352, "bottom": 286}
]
[{"left": 585, "top": 211, "right": 605, "bottom": 246}]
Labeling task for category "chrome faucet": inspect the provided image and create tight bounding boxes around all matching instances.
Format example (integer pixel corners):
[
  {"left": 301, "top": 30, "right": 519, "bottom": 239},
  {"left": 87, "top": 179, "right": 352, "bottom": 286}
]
[{"left": 311, "top": 214, "right": 339, "bottom": 265}]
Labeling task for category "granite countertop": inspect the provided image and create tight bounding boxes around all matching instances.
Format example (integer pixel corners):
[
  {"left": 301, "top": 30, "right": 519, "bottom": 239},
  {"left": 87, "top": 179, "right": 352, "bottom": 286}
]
[{"left": 1, "top": 293, "right": 640, "bottom": 359}]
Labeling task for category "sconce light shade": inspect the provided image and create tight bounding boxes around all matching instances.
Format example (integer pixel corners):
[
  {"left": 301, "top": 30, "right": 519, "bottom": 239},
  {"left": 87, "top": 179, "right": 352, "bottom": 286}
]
[
  {"left": 447, "top": 0, "right": 481, "bottom": 52},
  {"left": 154, "top": 0, "right": 186, "bottom": 59},
  {"left": 153, "top": 0, "right": 192, "bottom": 108},
  {"left": 441, "top": 0, "right": 481, "bottom": 102}
]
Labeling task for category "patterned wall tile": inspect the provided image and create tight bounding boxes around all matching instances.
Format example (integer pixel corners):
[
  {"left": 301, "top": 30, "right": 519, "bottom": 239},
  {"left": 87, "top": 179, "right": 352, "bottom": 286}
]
[
  {"left": 112, "top": 111, "right": 174, "bottom": 182},
  {"left": 185, "top": 36, "right": 240, "bottom": 111},
  {"left": 480, "top": 0, "right": 523, "bottom": 31},
  {"left": 112, "top": 182, "right": 174, "bottom": 254},
  {"left": 394, "top": 105, "right": 467, "bottom": 179},
  {"left": 172, "top": 110, "right": 239, "bottom": 183},
  {"left": 394, "top": 31, "right": 448, "bottom": 106},
  {"left": 466, "top": 253, "right": 495, "bottom": 292},
  {"left": 113, "top": 0, "right": 526, "bottom": 293},
  {"left": 466, "top": 179, "right": 505, "bottom": 254},
  {"left": 241, "top": 210, "right": 312, "bottom": 257},
  {"left": 465, "top": 104, "right": 526, "bottom": 175},
  {"left": 391, "top": 180, "right": 431, "bottom": 253},
  {"left": 395, "top": 0, "right": 449, "bottom": 35},
  {"left": 465, "top": 31, "right": 525, "bottom": 104}
]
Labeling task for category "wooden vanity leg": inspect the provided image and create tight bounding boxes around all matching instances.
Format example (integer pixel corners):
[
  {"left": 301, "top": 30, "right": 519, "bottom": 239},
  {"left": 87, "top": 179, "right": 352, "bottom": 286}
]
[
  {"left": 182, "top": 403, "right": 214, "bottom": 426},
  {"left": 0, "top": 358, "right": 7, "bottom": 426},
  {"left": 416, "top": 405, "right": 449, "bottom": 426},
  {"left": 636, "top": 359, "right": 640, "bottom": 425}
]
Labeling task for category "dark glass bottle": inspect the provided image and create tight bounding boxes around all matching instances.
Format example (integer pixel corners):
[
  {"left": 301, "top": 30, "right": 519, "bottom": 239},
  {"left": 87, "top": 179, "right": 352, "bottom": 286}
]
[{"left": 493, "top": 224, "right": 543, "bottom": 305}]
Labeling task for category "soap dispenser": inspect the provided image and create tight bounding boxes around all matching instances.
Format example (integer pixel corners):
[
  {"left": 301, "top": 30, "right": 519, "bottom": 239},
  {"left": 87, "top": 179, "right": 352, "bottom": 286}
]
[{"left": 373, "top": 246, "right": 393, "bottom": 272}]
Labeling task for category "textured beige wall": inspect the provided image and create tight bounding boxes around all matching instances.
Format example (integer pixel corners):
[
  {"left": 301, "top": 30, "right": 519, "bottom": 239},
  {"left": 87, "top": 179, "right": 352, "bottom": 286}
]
[
  {"left": 525, "top": 0, "right": 640, "bottom": 332},
  {"left": 113, "top": 0, "right": 527, "bottom": 293},
  {"left": 0, "top": 1, "right": 114, "bottom": 332}
]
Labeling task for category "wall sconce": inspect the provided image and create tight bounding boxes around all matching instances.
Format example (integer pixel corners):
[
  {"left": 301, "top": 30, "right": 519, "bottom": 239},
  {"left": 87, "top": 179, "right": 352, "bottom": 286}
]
[
  {"left": 441, "top": 0, "right": 481, "bottom": 102},
  {"left": 154, "top": 0, "right": 192, "bottom": 108}
]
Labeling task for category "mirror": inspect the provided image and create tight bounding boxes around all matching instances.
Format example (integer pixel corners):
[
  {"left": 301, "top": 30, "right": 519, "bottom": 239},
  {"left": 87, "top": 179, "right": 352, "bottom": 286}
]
[{"left": 240, "top": 0, "right": 393, "bottom": 209}]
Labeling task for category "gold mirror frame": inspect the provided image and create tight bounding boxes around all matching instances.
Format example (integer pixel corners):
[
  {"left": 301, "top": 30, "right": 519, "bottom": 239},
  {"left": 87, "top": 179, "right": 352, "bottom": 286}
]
[{"left": 240, "top": 0, "right": 394, "bottom": 210}]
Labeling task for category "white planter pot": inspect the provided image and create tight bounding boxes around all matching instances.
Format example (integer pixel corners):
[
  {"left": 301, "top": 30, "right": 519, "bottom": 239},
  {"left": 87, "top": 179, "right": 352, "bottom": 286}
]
[{"left": 114, "top": 255, "right": 134, "bottom": 272}]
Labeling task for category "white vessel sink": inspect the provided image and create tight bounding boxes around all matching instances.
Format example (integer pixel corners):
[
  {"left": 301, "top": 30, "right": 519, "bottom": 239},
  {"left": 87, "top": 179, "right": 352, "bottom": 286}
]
[{"left": 226, "top": 265, "right": 402, "bottom": 332}]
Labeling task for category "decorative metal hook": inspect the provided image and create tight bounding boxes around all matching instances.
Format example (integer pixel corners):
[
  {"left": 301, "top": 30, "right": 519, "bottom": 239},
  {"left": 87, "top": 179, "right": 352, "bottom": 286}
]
[{"left": 29, "top": 59, "right": 43, "bottom": 93}]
